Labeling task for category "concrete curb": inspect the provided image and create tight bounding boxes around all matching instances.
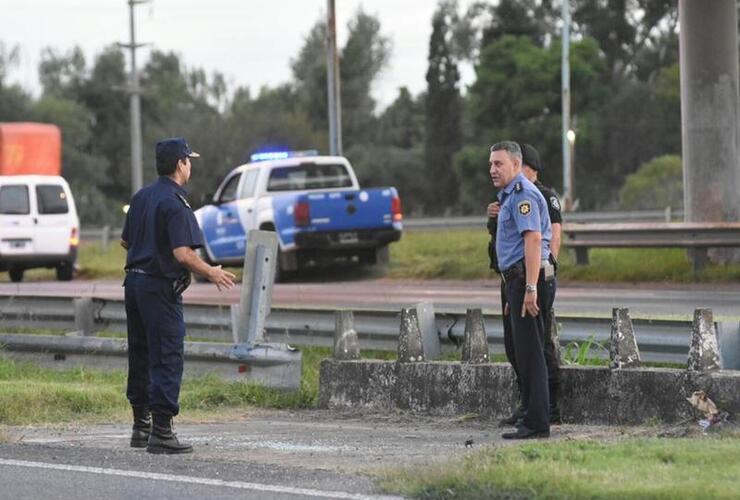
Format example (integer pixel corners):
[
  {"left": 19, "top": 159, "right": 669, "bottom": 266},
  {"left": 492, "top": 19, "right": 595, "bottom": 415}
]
[{"left": 319, "top": 360, "right": 740, "bottom": 425}]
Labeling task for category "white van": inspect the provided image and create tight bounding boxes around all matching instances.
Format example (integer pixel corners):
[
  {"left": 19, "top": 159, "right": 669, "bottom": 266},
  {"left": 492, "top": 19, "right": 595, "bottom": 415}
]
[{"left": 0, "top": 175, "right": 80, "bottom": 282}]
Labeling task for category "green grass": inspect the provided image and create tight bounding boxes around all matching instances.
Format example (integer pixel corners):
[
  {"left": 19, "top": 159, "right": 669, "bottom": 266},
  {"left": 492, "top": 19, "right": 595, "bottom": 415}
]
[
  {"left": 0, "top": 346, "right": 401, "bottom": 425},
  {"left": 378, "top": 436, "right": 740, "bottom": 499},
  {"left": 2, "top": 231, "right": 739, "bottom": 283},
  {"left": 389, "top": 229, "right": 740, "bottom": 282}
]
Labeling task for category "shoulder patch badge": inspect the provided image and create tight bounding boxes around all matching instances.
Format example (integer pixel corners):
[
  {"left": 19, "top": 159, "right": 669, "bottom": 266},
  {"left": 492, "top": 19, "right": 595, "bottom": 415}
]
[
  {"left": 176, "top": 193, "right": 192, "bottom": 209},
  {"left": 518, "top": 200, "right": 532, "bottom": 216},
  {"left": 550, "top": 196, "right": 561, "bottom": 211},
  {"left": 514, "top": 182, "right": 523, "bottom": 192}
]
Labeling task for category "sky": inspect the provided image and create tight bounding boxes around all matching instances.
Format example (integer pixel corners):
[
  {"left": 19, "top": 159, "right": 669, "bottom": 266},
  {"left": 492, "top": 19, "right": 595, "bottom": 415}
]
[{"left": 3, "top": 0, "right": 477, "bottom": 110}]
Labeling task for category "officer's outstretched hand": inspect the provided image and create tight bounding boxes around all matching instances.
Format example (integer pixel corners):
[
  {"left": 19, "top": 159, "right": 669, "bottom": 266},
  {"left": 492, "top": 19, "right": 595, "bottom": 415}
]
[
  {"left": 208, "top": 265, "right": 236, "bottom": 291},
  {"left": 522, "top": 290, "right": 539, "bottom": 317}
]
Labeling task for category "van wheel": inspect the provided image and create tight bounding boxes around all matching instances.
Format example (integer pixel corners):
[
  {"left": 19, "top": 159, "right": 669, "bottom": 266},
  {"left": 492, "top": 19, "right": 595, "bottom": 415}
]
[
  {"left": 56, "top": 262, "right": 74, "bottom": 281},
  {"left": 9, "top": 268, "right": 24, "bottom": 283}
]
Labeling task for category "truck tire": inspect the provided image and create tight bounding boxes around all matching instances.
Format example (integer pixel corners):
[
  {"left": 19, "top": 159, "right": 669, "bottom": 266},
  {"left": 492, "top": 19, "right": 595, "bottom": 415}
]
[
  {"left": 9, "top": 268, "right": 24, "bottom": 283},
  {"left": 56, "top": 262, "right": 74, "bottom": 281}
]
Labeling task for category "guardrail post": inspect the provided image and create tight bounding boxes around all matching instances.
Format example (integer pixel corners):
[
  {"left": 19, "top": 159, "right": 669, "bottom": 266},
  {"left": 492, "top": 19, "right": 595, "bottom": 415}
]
[
  {"left": 101, "top": 225, "right": 111, "bottom": 250},
  {"left": 231, "top": 230, "right": 278, "bottom": 357},
  {"left": 461, "top": 308, "right": 488, "bottom": 363},
  {"left": 73, "top": 298, "right": 96, "bottom": 336},
  {"left": 416, "top": 301, "right": 440, "bottom": 359},
  {"left": 334, "top": 310, "right": 360, "bottom": 360},
  {"left": 688, "top": 308, "right": 721, "bottom": 371},
  {"left": 687, "top": 248, "right": 708, "bottom": 275},
  {"left": 229, "top": 304, "right": 241, "bottom": 344},
  {"left": 575, "top": 247, "right": 589, "bottom": 265},
  {"left": 398, "top": 307, "right": 424, "bottom": 363},
  {"left": 609, "top": 307, "right": 641, "bottom": 369}
]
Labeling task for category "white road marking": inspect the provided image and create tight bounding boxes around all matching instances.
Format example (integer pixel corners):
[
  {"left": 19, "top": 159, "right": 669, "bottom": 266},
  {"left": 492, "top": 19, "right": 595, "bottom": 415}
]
[{"left": 0, "top": 458, "right": 403, "bottom": 500}]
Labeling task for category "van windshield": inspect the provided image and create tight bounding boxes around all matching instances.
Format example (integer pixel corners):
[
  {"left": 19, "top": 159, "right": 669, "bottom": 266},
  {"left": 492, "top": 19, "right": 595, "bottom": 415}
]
[
  {"left": 267, "top": 163, "right": 352, "bottom": 192},
  {"left": 0, "top": 185, "right": 30, "bottom": 215},
  {"left": 37, "top": 185, "right": 69, "bottom": 214}
]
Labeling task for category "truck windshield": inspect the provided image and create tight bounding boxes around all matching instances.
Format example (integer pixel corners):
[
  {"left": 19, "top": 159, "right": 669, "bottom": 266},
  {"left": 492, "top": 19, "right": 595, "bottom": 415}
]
[
  {"left": 267, "top": 163, "right": 352, "bottom": 192},
  {"left": 0, "top": 185, "right": 30, "bottom": 215}
]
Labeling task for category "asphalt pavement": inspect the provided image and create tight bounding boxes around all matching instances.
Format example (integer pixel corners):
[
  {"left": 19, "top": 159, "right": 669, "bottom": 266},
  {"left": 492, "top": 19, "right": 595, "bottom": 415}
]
[{"left": 0, "top": 409, "right": 646, "bottom": 500}]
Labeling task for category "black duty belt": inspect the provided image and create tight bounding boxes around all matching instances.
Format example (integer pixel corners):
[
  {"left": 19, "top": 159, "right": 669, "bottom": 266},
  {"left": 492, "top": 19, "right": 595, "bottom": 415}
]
[
  {"left": 500, "top": 260, "right": 552, "bottom": 283},
  {"left": 126, "top": 268, "right": 150, "bottom": 275}
]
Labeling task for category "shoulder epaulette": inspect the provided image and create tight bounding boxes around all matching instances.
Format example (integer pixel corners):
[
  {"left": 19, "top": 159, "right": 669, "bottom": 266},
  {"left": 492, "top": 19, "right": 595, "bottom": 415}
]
[
  {"left": 514, "top": 182, "right": 523, "bottom": 192},
  {"left": 176, "top": 193, "right": 192, "bottom": 209}
]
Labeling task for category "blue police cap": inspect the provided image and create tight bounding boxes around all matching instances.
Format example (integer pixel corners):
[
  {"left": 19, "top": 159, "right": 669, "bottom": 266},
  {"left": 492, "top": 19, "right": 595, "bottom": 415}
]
[{"left": 156, "top": 137, "right": 200, "bottom": 172}]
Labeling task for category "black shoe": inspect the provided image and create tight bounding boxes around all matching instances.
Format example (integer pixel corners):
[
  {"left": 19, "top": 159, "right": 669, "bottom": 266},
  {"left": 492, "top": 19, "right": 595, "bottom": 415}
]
[
  {"left": 499, "top": 408, "right": 526, "bottom": 427},
  {"left": 502, "top": 425, "right": 550, "bottom": 440},
  {"left": 147, "top": 413, "right": 193, "bottom": 455},
  {"left": 130, "top": 405, "right": 151, "bottom": 448}
]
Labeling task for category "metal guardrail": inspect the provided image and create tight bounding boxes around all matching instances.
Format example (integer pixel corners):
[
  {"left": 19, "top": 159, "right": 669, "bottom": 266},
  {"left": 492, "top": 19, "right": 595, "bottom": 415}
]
[
  {"left": 79, "top": 209, "right": 684, "bottom": 243},
  {"left": 1, "top": 294, "right": 730, "bottom": 364}
]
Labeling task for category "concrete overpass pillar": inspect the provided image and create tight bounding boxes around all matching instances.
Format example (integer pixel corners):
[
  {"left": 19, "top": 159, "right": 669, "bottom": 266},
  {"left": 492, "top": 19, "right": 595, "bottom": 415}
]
[{"left": 679, "top": 0, "right": 740, "bottom": 223}]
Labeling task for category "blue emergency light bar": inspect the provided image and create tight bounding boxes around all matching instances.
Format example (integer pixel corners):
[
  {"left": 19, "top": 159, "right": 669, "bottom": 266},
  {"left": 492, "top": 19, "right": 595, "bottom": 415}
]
[{"left": 250, "top": 150, "right": 319, "bottom": 162}]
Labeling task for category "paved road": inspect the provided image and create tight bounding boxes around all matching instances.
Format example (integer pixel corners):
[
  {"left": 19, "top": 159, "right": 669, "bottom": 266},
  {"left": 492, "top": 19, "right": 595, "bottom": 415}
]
[
  {"left": 1, "top": 279, "right": 738, "bottom": 319},
  {"left": 0, "top": 410, "right": 643, "bottom": 500}
]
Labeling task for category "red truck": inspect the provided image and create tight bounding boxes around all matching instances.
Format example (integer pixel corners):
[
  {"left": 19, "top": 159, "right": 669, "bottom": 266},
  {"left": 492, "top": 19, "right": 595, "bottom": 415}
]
[{"left": 0, "top": 122, "right": 62, "bottom": 176}]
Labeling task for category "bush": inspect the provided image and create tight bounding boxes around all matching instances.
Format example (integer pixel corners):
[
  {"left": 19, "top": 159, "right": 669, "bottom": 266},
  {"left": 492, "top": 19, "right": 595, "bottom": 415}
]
[{"left": 619, "top": 155, "right": 682, "bottom": 210}]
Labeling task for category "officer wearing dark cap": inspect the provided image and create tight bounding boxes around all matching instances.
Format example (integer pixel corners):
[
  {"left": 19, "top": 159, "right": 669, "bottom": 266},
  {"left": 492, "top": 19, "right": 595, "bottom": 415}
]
[
  {"left": 488, "top": 143, "right": 563, "bottom": 427},
  {"left": 488, "top": 140, "right": 552, "bottom": 439},
  {"left": 121, "top": 137, "right": 236, "bottom": 454}
]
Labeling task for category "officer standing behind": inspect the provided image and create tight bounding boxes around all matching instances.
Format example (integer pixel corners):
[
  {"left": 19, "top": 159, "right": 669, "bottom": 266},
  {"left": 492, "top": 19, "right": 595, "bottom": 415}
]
[
  {"left": 488, "top": 143, "right": 562, "bottom": 426},
  {"left": 489, "top": 140, "right": 552, "bottom": 439},
  {"left": 121, "top": 137, "right": 236, "bottom": 454}
]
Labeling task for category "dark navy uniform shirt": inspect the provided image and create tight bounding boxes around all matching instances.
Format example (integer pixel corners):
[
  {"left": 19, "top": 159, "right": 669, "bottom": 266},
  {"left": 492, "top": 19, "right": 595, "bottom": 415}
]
[
  {"left": 495, "top": 173, "right": 552, "bottom": 270},
  {"left": 534, "top": 180, "right": 562, "bottom": 224},
  {"left": 122, "top": 176, "right": 204, "bottom": 279}
]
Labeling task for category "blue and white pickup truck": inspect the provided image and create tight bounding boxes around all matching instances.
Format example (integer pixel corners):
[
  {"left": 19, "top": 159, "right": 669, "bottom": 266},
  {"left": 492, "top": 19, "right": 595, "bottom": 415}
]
[{"left": 194, "top": 151, "right": 402, "bottom": 278}]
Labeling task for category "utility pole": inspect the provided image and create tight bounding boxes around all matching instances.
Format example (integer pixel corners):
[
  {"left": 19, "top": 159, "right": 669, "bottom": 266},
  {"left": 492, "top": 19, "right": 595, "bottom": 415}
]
[
  {"left": 119, "top": 0, "right": 150, "bottom": 196},
  {"left": 326, "top": 0, "right": 343, "bottom": 156},
  {"left": 561, "top": 0, "right": 572, "bottom": 210}
]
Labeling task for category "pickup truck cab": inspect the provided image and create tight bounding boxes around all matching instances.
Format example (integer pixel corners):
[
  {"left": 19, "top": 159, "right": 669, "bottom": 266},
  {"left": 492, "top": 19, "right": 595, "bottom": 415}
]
[{"left": 194, "top": 151, "right": 402, "bottom": 278}]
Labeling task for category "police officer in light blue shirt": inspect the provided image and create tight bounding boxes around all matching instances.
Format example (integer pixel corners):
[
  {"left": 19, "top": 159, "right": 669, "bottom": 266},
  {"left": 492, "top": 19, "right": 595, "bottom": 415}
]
[
  {"left": 121, "top": 137, "right": 236, "bottom": 454},
  {"left": 489, "top": 140, "right": 552, "bottom": 439}
]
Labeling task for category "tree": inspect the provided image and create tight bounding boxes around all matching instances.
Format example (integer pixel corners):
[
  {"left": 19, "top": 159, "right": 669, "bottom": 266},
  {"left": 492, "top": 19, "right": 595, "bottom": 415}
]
[
  {"left": 0, "top": 42, "right": 33, "bottom": 120},
  {"left": 376, "top": 87, "right": 424, "bottom": 149},
  {"left": 291, "top": 10, "right": 390, "bottom": 150},
  {"left": 619, "top": 155, "right": 682, "bottom": 210},
  {"left": 425, "top": 1, "right": 463, "bottom": 213}
]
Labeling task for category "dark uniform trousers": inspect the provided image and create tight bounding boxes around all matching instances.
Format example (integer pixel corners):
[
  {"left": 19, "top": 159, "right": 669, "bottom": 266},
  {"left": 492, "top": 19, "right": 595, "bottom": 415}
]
[
  {"left": 125, "top": 272, "right": 185, "bottom": 416},
  {"left": 503, "top": 267, "right": 551, "bottom": 431},
  {"left": 502, "top": 274, "right": 560, "bottom": 405}
]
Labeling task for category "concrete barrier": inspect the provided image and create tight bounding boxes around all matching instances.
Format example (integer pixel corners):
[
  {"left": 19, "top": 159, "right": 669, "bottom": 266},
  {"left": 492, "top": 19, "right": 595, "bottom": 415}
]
[{"left": 319, "top": 360, "right": 740, "bottom": 424}]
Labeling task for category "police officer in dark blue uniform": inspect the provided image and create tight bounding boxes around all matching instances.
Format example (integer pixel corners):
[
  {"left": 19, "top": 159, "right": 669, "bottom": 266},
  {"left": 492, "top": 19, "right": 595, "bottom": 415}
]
[
  {"left": 488, "top": 144, "right": 562, "bottom": 426},
  {"left": 121, "top": 137, "right": 236, "bottom": 454},
  {"left": 489, "top": 140, "right": 552, "bottom": 439}
]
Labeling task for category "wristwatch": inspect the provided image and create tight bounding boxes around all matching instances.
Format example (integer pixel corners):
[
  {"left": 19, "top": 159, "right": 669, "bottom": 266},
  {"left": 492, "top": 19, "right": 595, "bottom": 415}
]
[{"left": 525, "top": 284, "right": 537, "bottom": 293}]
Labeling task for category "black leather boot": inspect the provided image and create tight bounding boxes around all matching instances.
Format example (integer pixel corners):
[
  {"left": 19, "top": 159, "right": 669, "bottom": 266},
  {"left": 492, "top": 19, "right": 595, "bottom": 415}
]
[
  {"left": 549, "top": 384, "right": 562, "bottom": 424},
  {"left": 130, "top": 405, "right": 151, "bottom": 448},
  {"left": 147, "top": 413, "right": 193, "bottom": 455}
]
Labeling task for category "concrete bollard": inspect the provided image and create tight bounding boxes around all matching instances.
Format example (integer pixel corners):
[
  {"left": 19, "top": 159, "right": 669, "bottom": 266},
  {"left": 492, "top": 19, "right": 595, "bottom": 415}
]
[
  {"left": 398, "top": 307, "right": 424, "bottom": 363},
  {"left": 334, "top": 310, "right": 360, "bottom": 360},
  {"left": 416, "top": 301, "right": 441, "bottom": 359},
  {"left": 73, "top": 298, "right": 96, "bottom": 336},
  {"left": 687, "top": 308, "right": 721, "bottom": 371},
  {"left": 609, "top": 308, "right": 641, "bottom": 369},
  {"left": 462, "top": 308, "right": 488, "bottom": 363}
]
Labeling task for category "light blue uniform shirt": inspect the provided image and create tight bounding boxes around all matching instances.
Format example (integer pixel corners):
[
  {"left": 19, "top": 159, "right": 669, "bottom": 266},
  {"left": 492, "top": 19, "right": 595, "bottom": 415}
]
[{"left": 495, "top": 172, "right": 552, "bottom": 270}]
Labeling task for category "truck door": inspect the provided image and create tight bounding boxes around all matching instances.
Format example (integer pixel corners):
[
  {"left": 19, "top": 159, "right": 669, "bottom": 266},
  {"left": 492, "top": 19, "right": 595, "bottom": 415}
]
[
  {"left": 201, "top": 172, "right": 245, "bottom": 261},
  {"left": 0, "top": 183, "right": 34, "bottom": 256},
  {"left": 34, "top": 183, "right": 71, "bottom": 255}
]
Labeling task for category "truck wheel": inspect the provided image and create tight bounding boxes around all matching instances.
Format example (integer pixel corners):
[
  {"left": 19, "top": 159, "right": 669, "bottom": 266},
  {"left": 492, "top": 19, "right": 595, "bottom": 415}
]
[
  {"left": 376, "top": 245, "right": 390, "bottom": 265},
  {"left": 56, "top": 262, "right": 74, "bottom": 281},
  {"left": 9, "top": 268, "right": 24, "bottom": 283}
]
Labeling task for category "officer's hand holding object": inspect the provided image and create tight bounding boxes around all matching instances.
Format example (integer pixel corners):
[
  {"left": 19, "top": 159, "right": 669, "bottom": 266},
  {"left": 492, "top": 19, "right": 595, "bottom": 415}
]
[{"left": 522, "top": 285, "right": 539, "bottom": 318}]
